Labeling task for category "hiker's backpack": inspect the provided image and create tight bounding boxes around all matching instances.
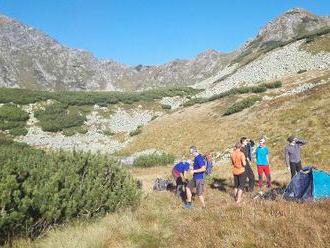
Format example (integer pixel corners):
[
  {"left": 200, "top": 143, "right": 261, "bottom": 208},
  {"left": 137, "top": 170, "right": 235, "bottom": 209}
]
[
  {"left": 153, "top": 178, "right": 174, "bottom": 191},
  {"left": 204, "top": 155, "right": 213, "bottom": 176}
]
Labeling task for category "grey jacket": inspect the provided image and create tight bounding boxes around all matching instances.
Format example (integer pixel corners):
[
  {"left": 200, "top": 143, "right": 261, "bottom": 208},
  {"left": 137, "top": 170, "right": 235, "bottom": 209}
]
[{"left": 284, "top": 139, "right": 307, "bottom": 166}]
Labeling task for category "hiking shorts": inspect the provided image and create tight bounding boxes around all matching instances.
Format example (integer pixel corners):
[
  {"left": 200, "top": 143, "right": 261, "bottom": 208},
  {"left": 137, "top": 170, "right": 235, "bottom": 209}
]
[
  {"left": 257, "top": 165, "right": 270, "bottom": 176},
  {"left": 233, "top": 172, "right": 246, "bottom": 190},
  {"left": 187, "top": 179, "right": 204, "bottom": 196}
]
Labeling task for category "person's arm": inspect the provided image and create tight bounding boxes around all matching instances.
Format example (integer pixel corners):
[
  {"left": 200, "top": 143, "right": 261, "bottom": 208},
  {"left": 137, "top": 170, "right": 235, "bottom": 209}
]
[
  {"left": 284, "top": 146, "right": 290, "bottom": 167},
  {"left": 295, "top": 138, "right": 307, "bottom": 146},
  {"left": 242, "top": 153, "right": 247, "bottom": 167},
  {"left": 180, "top": 172, "right": 186, "bottom": 181},
  {"left": 193, "top": 165, "right": 206, "bottom": 173}
]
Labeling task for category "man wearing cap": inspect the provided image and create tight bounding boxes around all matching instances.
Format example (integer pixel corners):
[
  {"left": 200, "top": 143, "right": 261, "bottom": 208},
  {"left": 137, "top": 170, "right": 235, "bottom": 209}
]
[
  {"left": 285, "top": 136, "right": 307, "bottom": 178},
  {"left": 184, "top": 146, "right": 206, "bottom": 209},
  {"left": 256, "top": 138, "right": 271, "bottom": 190}
]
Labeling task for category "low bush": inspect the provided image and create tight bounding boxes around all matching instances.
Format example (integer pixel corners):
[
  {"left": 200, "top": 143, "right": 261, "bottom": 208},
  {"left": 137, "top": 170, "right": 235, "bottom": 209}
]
[
  {"left": 183, "top": 81, "right": 281, "bottom": 107},
  {"left": 133, "top": 153, "right": 175, "bottom": 167},
  {"left": 223, "top": 96, "right": 262, "bottom": 116},
  {"left": 0, "top": 87, "right": 201, "bottom": 106},
  {"left": 297, "top": 69, "right": 307, "bottom": 74},
  {"left": 103, "top": 129, "right": 115, "bottom": 136},
  {"left": 161, "top": 104, "right": 172, "bottom": 110},
  {"left": 0, "top": 104, "right": 29, "bottom": 122},
  {"left": 0, "top": 104, "right": 29, "bottom": 133},
  {"left": 0, "top": 139, "right": 141, "bottom": 245},
  {"left": 261, "top": 81, "right": 282, "bottom": 89},
  {"left": 151, "top": 115, "right": 159, "bottom": 121},
  {"left": 129, "top": 126, "right": 143, "bottom": 136},
  {"left": 0, "top": 120, "right": 26, "bottom": 130},
  {"left": 8, "top": 127, "right": 28, "bottom": 136},
  {"left": 35, "top": 103, "right": 86, "bottom": 132}
]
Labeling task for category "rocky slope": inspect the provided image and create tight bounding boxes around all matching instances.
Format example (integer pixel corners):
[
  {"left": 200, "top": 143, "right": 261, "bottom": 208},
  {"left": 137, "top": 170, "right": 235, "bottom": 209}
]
[{"left": 0, "top": 8, "right": 329, "bottom": 91}]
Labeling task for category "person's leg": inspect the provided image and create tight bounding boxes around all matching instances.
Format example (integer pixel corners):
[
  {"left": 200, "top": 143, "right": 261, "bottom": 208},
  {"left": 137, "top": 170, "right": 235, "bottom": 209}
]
[
  {"left": 264, "top": 166, "right": 271, "bottom": 188},
  {"left": 233, "top": 175, "right": 239, "bottom": 200},
  {"left": 236, "top": 173, "right": 246, "bottom": 203},
  {"left": 186, "top": 181, "right": 194, "bottom": 204},
  {"left": 236, "top": 189, "right": 243, "bottom": 203},
  {"left": 289, "top": 162, "right": 296, "bottom": 178},
  {"left": 296, "top": 161, "right": 302, "bottom": 173},
  {"left": 196, "top": 180, "right": 205, "bottom": 208},
  {"left": 257, "top": 166, "right": 263, "bottom": 189},
  {"left": 176, "top": 177, "right": 183, "bottom": 197},
  {"left": 245, "top": 164, "right": 255, "bottom": 191}
]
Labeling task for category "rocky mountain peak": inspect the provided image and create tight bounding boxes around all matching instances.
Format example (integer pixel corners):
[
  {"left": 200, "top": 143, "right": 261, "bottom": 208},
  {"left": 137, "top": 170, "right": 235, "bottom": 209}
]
[{"left": 256, "top": 8, "right": 330, "bottom": 43}]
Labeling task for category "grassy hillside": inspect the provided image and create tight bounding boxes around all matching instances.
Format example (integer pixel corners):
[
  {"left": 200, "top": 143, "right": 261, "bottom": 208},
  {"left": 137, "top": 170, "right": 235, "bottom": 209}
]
[
  {"left": 3, "top": 68, "right": 330, "bottom": 248},
  {"left": 121, "top": 69, "right": 330, "bottom": 171},
  {"left": 6, "top": 69, "right": 329, "bottom": 248}
]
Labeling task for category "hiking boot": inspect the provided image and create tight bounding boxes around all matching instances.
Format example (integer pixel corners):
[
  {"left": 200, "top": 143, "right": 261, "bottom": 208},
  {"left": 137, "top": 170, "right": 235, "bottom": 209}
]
[{"left": 183, "top": 202, "right": 194, "bottom": 209}]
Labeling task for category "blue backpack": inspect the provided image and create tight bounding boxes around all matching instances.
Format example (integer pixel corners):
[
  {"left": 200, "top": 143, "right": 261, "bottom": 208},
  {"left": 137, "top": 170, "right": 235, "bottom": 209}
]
[{"left": 204, "top": 155, "right": 213, "bottom": 176}]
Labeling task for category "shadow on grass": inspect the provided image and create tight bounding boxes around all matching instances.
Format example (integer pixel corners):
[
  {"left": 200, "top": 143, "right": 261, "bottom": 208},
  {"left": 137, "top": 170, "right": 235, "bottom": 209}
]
[{"left": 210, "top": 178, "right": 233, "bottom": 192}]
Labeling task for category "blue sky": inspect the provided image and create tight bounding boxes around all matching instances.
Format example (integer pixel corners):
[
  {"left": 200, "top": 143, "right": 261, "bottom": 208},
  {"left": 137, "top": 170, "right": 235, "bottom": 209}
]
[{"left": 0, "top": 0, "right": 329, "bottom": 65}]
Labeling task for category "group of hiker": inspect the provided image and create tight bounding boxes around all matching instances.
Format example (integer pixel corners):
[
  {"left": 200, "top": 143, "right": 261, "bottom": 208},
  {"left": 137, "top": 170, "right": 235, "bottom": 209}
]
[{"left": 171, "top": 135, "right": 307, "bottom": 207}]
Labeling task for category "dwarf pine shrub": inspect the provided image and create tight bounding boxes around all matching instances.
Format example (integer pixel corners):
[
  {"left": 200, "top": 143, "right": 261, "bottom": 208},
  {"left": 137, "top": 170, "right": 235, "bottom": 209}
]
[
  {"left": 34, "top": 103, "right": 86, "bottom": 132},
  {"left": 0, "top": 139, "right": 141, "bottom": 245},
  {"left": 129, "top": 125, "right": 143, "bottom": 136},
  {"left": 0, "top": 104, "right": 29, "bottom": 135},
  {"left": 161, "top": 104, "right": 172, "bottom": 110},
  {"left": 133, "top": 153, "right": 175, "bottom": 168},
  {"left": 0, "top": 87, "right": 201, "bottom": 106},
  {"left": 223, "top": 96, "right": 262, "bottom": 116}
]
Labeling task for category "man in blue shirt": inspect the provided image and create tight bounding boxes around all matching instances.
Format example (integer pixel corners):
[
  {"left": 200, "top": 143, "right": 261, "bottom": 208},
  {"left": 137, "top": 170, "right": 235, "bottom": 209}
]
[
  {"left": 184, "top": 146, "right": 206, "bottom": 208},
  {"left": 256, "top": 138, "right": 271, "bottom": 190},
  {"left": 172, "top": 160, "right": 190, "bottom": 197}
]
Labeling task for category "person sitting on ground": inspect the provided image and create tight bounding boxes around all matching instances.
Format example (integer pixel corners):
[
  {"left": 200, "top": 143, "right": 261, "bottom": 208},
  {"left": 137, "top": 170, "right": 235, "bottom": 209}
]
[
  {"left": 231, "top": 142, "right": 247, "bottom": 204},
  {"left": 172, "top": 159, "right": 191, "bottom": 197},
  {"left": 184, "top": 146, "right": 206, "bottom": 209},
  {"left": 240, "top": 137, "right": 255, "bottom": 192},
  {"left": 256, "top": 138, "right": 271, "bottom": 191},
  {"left": 285, "top": 136, "right": 307, "bottom": 178}
]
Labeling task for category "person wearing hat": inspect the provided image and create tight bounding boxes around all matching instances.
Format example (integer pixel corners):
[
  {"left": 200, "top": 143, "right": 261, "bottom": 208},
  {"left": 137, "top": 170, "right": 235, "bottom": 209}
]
[
  {"left": 285, "top": 136, "right": 307, "bottom": 178},
  {"left": 256, "top": 138, "right": 271, "bottom": 190}
]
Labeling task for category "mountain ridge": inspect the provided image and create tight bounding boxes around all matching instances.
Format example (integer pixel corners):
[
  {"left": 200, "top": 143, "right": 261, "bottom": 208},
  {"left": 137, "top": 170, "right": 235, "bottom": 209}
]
[{"left": 0, "top": 8, "right": 329, "bottom": 91}]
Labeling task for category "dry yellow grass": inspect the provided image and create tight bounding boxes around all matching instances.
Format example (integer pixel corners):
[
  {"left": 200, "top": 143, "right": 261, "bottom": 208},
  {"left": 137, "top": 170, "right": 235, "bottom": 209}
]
[
  {"left": 301, "top": 33, "right": 330, "bottom": 54},
  {"left": 26, "top": 164, "right": 330, "bottom": 248}
]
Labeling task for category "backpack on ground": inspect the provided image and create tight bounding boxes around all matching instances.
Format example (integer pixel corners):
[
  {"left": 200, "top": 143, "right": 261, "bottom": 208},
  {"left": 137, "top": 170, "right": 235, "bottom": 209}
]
[
  {"left": 153, "top": 178, "right": 174, "bottom": 191},
  {"left": 204, "top": 154, "right": 213, "bottom": 176}
]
